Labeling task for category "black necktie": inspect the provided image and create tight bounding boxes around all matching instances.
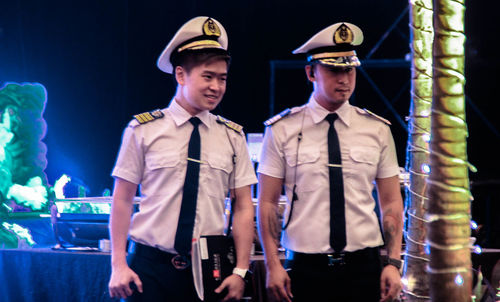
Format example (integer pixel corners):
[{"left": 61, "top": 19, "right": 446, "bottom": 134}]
[
  {"left": 174, "top": 117, "right": 201, "bottom": 255},
  {"left": 325, "top": 113, "right": 346, "bottom": 252}
]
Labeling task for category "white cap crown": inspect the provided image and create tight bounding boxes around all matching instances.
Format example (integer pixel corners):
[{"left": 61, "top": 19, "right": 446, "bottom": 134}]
[
  {"left": 157, "top": 16, "right": 228, "bottom": 74},
  {"left": 293, "top": 22, "right": 363, "bottom": 67}
]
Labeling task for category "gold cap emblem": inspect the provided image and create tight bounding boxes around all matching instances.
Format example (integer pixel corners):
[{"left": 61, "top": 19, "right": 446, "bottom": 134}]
[
  {"left": 203, "top": 18, "right": 221, "bottom": 37},
  {"left": 333, "top": 23, "right": 354, "bottom": 44}
]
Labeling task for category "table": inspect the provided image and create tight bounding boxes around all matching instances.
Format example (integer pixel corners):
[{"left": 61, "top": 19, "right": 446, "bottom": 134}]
[
  {"left": 0, "top": 248, "right": 113, "bottom": 302},
  {"left": 0, "top": 248, "right": 274, "bottom": 302},
  {"left": 1, "top": 247, "right": 496, "bottom": 302}
]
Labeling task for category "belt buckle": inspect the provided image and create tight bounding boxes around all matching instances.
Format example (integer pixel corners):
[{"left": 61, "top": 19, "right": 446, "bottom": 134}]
[
  {"left": 327, "top": 253, "right": 345, "bottom": 266},
  {"left": 171, "top": 254, "right": 190, "bottom": 270}
]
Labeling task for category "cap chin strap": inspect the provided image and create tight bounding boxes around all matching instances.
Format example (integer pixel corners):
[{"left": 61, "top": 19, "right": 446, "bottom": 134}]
[
  {"left": 311, "top": 57, "right": 361, "bottom": 68},
  {"left": 308, "top": 50, "right": 357, "bottom": 61},
  {"left": 307, "top": 50, "right": 360, "bottom": 67},
  {"left": 177, "top": 39, "right": 222, "bottom": 53}
]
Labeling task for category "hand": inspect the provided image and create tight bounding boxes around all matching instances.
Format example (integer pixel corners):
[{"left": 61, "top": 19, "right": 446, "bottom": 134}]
[
  {"left": 380, "top": 265, "right": 402, "bottom": 302},
  {"left": 108, "top": 264, "right": 143, "bottom": 299},
  {"left": 215, "top": 274, "right": 245, "bottom": 302},
  {"left": 266, "top": 265, "right": 293, "bottom": 302}
]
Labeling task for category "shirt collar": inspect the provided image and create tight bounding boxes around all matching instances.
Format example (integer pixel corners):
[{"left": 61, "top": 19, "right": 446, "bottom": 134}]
[
  {"left": 306, "top": 94, "right": 352, "bottom": 127},
  {"left": 168, "top": 98, "right": 211, "bottom": 128}
]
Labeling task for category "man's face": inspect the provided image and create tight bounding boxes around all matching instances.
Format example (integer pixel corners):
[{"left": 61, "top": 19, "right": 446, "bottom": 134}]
[
  {"left": 176, "top": 59, "right": 228, "bottom": 115},
  {"left": 307, "top": 64, "right": 356, "bottom": 111}
]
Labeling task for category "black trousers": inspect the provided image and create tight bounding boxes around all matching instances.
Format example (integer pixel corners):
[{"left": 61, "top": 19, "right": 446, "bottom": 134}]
[
  {"left": 284, "top": 247, "right": 382, "bottom": 302},
  {"left": 125, "top": 242, "right": 202, "bottom": 302}
]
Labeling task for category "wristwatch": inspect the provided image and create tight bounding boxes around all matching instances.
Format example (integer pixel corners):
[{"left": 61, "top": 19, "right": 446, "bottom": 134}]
[
  {"left": 232, "top": 267, "right": 250, "bottom": 281},
  {"left": 384, "top": 257, "right": 402, "bottom": 270}
]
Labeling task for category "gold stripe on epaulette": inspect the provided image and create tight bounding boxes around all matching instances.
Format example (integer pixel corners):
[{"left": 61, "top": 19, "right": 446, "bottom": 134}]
[
  {"left": 216, "top": 115, "right": 243, "bottom": 134},
  {"left": 143, "top": 113, "right": 153, "bottom": 122},
  {"left": 133, "top": 109, "right": 165, "bottom": 124},
  {"left": 134, "top": 114, "right": 145, "bottom": 123},
  {"left": 140, "top": 113, "right": 151, "bottom": 122}
]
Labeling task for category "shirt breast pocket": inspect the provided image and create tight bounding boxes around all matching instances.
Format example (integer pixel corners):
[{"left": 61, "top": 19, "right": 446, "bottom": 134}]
[
  {"left": 145, "top": 151, "right": 180, "bottom": 171},
  {"left": 345, "top": 146, "right": 379, "bottom": 190},
  {"left": 206, "top": 153, "right": 234, "bottom": 199},
  {"left": 349, "top": 147, "right": 379, "bottom": 166},
  {"left": 143, "top": 151, "right": 181, "bottom": 190},
  {"left": 284, "top": 147, "right": 322, "bottom": 192}
]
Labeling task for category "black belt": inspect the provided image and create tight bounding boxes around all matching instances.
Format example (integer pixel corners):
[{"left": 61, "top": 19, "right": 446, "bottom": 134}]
[
  {"left": 128, "top": 241, "right": 191, "bottom": 270},
  {"left": 286, "top": 246, "right": 380, "bottom": 267}
]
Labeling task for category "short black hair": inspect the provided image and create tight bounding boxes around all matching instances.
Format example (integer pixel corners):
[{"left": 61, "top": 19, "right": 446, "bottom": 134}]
[{"left": 171, "top": 48, "right": 231, "bottom": 74}]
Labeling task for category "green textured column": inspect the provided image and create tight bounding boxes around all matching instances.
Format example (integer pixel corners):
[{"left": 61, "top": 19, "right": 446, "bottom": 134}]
[
  {"left": 427, "top": 0, "right": 472, "bottom": 301},
  {"left": 403, "top": 0, "right": 433, "bottom": 300}
]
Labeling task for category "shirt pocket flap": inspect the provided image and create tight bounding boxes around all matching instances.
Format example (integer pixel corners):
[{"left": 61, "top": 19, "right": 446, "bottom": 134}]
[
  {"left": 349, "top": 147, "right": 378, "bottom": 165},
  {"left": 207, "top": 153, "right": 233, "bottom": 174},
  {"left": 285, "top": 148, "right": 320, "bottom": 167},
  {"left": 145, "top": 151, "right": 180, "bottom": 170}
]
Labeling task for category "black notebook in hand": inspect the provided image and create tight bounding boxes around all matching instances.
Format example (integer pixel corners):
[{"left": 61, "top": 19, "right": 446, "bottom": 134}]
[{"left": 199, "top": 235, "right": 236, "bottom": 301}]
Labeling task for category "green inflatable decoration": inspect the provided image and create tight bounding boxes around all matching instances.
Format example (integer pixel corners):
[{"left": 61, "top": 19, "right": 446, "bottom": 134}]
[{"left": 0, "top": 82, "right": 49, "bottom": 248}]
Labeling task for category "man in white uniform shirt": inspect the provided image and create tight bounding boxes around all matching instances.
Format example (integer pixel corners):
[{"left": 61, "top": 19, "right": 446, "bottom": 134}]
[
  {"left": 108, "top": 16, "right": 256, "bottom": 302},
  {"left": 257, "top": 22, "right": 403, "bottom": 302}
]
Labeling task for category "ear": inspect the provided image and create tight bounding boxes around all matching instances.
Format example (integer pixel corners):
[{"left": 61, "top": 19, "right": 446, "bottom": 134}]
[
  {"left": 175, "top": 66, "right": 185, "bottom": 85},
  {"left": 305, "top": 65, "right": 315, "bottom": 82}
]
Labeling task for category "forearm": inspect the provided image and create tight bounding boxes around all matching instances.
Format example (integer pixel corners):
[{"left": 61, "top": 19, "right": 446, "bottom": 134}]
[
  {"left": 231, "top": 186, "right": 254, "bottom": 270},
  {"left": 109, "top": 178, "right": 137, "bottom": 268},
  {"left": 256, "top": 174, "right": 284, "bottom": 269},
  {"left": 382, "top": 205, "right": 403, "bottom": 259},
  {"left": 257, "top": 201, "right": 282, "bottom": 269},
  {"left": 377, "top": 176, "right": 404, "bottom": 259},
  {"left": 110, "top": 198, "right": 133, "bottom": 267}
]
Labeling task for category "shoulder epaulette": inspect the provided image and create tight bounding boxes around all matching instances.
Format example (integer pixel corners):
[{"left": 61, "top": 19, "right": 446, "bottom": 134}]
[
  {"left": 362, "top": 108, "right": 391, "bottom": 125},
  {"left": 263, "top": 106, "right": 306, "bottom": 126},
  {"left": 216, "top": 115, "right": 243, "bottom": 134},
  {"left": 133, "top": 109, "right": 164, "bottom": 124},
  {"left": 263, "top": 108, "right": 292, "bottom": 126}
]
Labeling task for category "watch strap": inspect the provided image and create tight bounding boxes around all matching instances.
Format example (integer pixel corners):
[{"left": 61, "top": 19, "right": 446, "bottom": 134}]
[
  {"left": 385, "top": 257, "right": 402, "bottom": 270},
  {"left": 232, "top": 267, "right": 248, "bottom": 280}
]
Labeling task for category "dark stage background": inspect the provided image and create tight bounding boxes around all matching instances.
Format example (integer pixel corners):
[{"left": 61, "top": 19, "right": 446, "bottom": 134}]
[{"left": 1, "top": 1, "right": 499, "bottom": 245}]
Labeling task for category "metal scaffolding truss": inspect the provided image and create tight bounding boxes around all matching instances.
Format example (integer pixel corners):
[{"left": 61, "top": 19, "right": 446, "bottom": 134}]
[
  {"left": 269, "top": 6, "right": 411, "bottom": 133},
  {"left": 269, "top": 58, "right": 409, "bottom": 132},
  {"left": 269, "top": 5, "right": 499, "bottom": 139}
]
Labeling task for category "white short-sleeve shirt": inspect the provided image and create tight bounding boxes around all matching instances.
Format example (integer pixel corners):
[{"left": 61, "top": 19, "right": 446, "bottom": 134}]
[
  {"left": 112, "top": 99, "right": 257, "bottom": 254},
  {"left": 257, "top": 95, "right": 400, "bottom": 253}
]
